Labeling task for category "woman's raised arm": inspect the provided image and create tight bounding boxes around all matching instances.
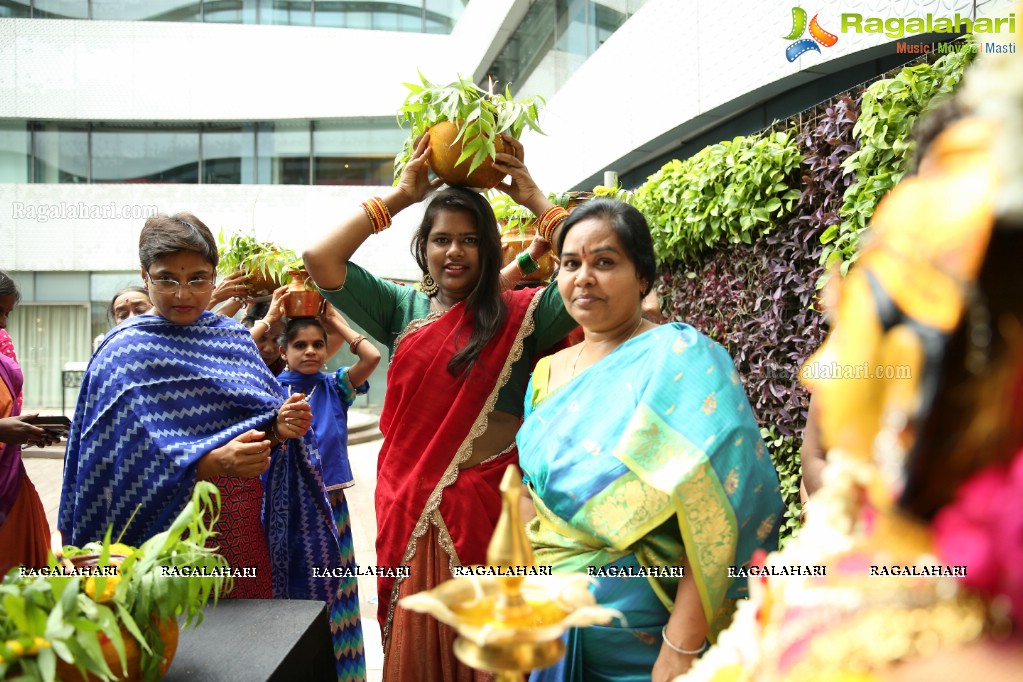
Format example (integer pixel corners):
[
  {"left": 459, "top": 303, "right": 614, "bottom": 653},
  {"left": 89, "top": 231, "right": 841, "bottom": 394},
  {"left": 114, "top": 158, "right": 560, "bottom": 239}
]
[{"left": 303, "top": 135, "right": 440, "bottom": 290}]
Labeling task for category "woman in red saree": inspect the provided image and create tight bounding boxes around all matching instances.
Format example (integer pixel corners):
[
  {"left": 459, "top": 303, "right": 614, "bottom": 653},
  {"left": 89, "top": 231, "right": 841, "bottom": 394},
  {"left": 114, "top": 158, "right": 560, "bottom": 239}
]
[{"left": 304, "top": 135, "right": 575, "bottom": 681}]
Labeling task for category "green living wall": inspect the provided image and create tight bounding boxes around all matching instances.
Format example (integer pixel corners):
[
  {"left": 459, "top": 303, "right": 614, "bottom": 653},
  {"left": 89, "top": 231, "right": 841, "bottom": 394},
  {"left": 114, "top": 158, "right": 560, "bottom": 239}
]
[{"left": 635, "top": 49, "right": 972, "bottom": 539}]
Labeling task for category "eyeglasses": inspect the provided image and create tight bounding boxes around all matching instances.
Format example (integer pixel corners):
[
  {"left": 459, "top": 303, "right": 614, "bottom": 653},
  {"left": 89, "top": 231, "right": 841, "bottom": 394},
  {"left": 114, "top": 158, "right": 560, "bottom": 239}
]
[{"left": 146, "top": 274, "right": 216, "bottom": 294}]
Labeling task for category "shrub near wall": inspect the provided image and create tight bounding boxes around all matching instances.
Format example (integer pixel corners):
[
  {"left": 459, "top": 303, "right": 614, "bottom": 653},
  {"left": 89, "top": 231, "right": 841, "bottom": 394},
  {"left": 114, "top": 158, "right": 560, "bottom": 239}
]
[{"left": 635, "top": 132, "right": 803, "bottom": 264}]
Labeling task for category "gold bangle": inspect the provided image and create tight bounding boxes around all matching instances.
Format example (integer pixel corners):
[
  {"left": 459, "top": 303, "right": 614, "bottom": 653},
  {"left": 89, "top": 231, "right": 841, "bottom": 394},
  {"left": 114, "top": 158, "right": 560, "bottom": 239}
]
[
  {"left": 361, "top": 197, "right": 392, "bottom": 234},
  {"left": 538, "top": 206, "right": 569, "bottom": 242}
]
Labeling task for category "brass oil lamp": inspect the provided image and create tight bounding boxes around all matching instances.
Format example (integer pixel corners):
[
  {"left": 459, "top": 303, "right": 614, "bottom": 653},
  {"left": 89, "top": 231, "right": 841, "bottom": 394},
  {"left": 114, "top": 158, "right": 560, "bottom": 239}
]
[{"left": 400, "top": 465, "right": 618, "bottom": 681}]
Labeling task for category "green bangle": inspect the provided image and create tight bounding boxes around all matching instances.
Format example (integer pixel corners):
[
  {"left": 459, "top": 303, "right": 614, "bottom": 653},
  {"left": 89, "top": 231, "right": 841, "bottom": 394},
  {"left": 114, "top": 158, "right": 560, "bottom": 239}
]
[{"left": 516, "top": 250, "right": 540, "bottom": 275}]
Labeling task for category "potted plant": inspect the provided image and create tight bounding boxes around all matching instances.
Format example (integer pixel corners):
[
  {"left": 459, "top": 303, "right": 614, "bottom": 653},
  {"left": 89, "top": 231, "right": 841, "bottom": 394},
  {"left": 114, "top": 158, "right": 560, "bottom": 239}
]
[
  {"left": 217, "top": 230, "right": 301, "bottom": 297},
  {"left": 487, "top": 191, "right": 557, "bottom": 283},
  {"left": 549, "top": 190, "right": 594, "bottom": 213},
  {"left": 281, "top": 266, "right": 326, "bottom": 319},
  {"left": 0, "top": 483, "right": 231, "bottom": 682},
  {"left": 394, "top": 72, "right": 545, "bottom": 189}
]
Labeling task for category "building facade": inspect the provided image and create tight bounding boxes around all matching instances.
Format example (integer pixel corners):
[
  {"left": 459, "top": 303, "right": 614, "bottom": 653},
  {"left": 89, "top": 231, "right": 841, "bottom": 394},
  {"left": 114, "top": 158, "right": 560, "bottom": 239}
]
[{"left": 0, "top": 0, "right": 1013, "bottom": 406}]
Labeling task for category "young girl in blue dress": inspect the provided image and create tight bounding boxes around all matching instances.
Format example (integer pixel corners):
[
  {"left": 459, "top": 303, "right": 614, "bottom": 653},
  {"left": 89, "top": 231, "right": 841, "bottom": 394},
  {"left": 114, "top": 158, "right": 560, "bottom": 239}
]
[{"left": 277, "top": 305, "right": 380, "bottom": 682}]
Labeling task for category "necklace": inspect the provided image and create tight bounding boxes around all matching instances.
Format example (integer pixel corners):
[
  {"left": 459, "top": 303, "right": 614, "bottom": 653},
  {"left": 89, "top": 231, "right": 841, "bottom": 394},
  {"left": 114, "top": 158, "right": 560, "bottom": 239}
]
[
  {"left": 570, "top": 317, "right": 645, "bottom": 378},
  {"left": 287, "top": 383, "right": 318, "bottom": 401}
]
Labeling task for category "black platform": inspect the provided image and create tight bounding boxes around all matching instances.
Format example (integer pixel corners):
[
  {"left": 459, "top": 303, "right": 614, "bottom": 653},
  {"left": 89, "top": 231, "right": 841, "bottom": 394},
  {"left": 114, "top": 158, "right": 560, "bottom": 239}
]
[{"left": 164, "top": 599, "right": 335, "bottom": 681}]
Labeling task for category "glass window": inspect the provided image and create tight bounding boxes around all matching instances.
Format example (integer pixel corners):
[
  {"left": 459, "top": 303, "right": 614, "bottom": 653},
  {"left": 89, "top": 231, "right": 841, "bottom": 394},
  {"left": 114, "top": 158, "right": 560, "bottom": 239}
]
[
  {"left": 315, "top": 1, "right": 422, "bottom": 31},
  {"left": 555, "top": 0, "right": 590, "bottom": 56},
  {"left": 593, "top": 1, "right": 629, "bottom": 47},
  {"left": 0, "top": 1, "right": 30, "bottom": 18},
  {"left": 92, "top": 124, "right": 199, "bottom": 184},
  {"left": 33, "top": 0, "right": 89, "bottom": 19},
  {"left": 313, "top": 157, "right": 394, "bottom": 185},
  {"left": 486, "top": 0, "right": 646, "bottom": 98},
  {"left": 91, "top": 272, "right": 147, "bottom": 310},
  {"left": 205, "top": 0, "right": 260, "bottom": 23},
  {"left": 0, "top": 121, "right": 30, "bottom": 183},
  {"left": 91, "top": 0, "right": 201, "bottom": 21},
  {"left": 424, "top": 0, "right": 466, "bottom": 34},
  {"left": 313, "top": 118, "right": 404, "bottom": 185},
  {"left": 257, "top": 121, "right": 310, "bottom": 184},
  {"left": 33, "top": 123, "right": 89, "bottom": 184},
  {"left": 35, "top": 272, "right": 90, "bottom": 302},
  {"left": 203, "top": 123, "right": 257, "bottom": 183},
  {"left": 7, "top": 272, "right": 35, "bottom": 303},
  {"left": 259, "top": 0, "right": 312, "bottom": 25},
  {"left": 8, "top": 303, "right": 92, "bottom": 409}
]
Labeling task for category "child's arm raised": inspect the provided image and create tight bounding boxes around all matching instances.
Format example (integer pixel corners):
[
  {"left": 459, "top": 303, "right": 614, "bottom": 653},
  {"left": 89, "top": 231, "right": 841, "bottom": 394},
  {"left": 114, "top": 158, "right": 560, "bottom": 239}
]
[{"left": 322, "top": 303, "right": 380, "bottom": 388}]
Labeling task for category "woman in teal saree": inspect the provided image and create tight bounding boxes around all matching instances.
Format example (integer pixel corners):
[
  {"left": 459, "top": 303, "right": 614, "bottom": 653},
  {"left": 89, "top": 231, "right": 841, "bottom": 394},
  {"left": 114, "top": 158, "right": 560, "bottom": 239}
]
[{"left": 517, "top": 200, "right": 784, "bottom": 681}]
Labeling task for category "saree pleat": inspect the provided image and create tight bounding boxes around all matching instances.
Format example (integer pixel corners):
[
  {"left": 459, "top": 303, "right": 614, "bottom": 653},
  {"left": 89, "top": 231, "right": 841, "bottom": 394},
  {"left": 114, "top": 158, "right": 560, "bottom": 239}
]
[
  {"left": 328, "top": 489, "right": 367, "bottom": 682},
  {"left": 383, "top": 522, "right": 492, "bottom": 682}
]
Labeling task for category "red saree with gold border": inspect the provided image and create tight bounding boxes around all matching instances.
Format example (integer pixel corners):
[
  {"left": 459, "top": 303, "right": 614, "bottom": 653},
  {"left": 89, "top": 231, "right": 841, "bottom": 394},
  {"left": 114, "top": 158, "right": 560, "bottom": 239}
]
[{"left": 376, "top": 287, "right": 542, "bottom": 680}]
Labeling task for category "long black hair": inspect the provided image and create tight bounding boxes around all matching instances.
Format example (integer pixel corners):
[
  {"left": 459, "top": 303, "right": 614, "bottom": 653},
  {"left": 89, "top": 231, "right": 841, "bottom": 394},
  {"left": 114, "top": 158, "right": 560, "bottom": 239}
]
[{"left": 411, "top": 187, "right": 506, "bottom": 376}]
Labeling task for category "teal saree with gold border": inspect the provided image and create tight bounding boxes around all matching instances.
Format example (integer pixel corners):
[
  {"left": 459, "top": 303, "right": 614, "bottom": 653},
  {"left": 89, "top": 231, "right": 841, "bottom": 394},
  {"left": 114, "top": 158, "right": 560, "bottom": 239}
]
[{"left": 517, "top": 323, "right": 783, "bottom": 681}]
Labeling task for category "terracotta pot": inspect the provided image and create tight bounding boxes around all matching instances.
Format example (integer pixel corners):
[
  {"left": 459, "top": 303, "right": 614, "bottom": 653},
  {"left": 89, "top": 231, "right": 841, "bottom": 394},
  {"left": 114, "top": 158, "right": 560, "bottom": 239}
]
[
  {"left": 428, "top": 120, "right": 510, "bottom": 189},
  {"left": 243, "top": 268, "right": 281, "bottom": 298},
  {"left": 55, "top": 617, "right": 179, "bottom": 682},
  {"left": 282, "top": 269, "right": 325, "bottom": 318},
  {"left": 500, "top": 221, "right": 557, "bottom": 283},
  {"left": 565, "top": 191, "right": 594, "bottom": 213}
]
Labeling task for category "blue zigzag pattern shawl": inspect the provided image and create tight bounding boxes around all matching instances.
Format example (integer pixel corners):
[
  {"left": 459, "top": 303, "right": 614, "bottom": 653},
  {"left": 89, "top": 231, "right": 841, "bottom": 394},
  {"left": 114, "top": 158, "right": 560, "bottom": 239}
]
[{"left": 58, "top": 312, "right": 341, "bottom": 602}]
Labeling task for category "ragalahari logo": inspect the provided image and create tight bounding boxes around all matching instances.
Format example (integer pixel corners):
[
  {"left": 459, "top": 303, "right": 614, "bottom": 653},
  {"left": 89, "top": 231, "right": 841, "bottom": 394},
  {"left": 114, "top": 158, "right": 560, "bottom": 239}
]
[{"left": 784, "top": 7, "right": 838, "bottom": 61}]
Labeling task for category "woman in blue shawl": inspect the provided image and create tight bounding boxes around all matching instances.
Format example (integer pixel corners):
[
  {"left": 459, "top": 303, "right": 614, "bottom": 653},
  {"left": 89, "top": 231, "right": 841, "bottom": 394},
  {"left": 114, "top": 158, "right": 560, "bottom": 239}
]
[
  {"left": 517, "top": 200, "right": 784, "bottom": 682},
  {"left": 58, "top": 213, "right": 342, "bottom": 611}
]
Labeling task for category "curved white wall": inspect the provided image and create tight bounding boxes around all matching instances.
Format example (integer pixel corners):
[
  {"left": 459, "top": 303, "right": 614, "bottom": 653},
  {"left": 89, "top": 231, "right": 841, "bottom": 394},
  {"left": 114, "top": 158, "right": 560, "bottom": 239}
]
[
  {"left": 1, "top": 0, "right": 1016, "bottom": 276},
  {"left": 0, "top": 0, "right": 519, "bottom": 121},
  {"left": 0, "top": 183, "right": 426, "bottom": 278}
]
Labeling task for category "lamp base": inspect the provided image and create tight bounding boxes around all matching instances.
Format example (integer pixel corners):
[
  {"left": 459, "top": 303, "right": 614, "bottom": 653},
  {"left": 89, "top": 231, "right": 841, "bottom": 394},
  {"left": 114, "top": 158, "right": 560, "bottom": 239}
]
[{"left": 453, "top": 636, "right": 565, "bottom": 680}]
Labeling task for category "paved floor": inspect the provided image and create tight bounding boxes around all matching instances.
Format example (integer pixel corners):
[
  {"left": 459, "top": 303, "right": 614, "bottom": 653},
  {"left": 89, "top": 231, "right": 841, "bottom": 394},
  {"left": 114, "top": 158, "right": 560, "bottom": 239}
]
[{"left": 23, "top": 412, "right": 386, "bottom": 682}]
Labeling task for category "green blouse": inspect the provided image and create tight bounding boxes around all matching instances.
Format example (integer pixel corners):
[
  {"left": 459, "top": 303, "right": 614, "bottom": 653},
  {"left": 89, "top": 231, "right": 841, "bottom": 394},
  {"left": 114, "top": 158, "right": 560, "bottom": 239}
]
[{"left": 320, "top": 262, "right": 576, "bottom": 417}]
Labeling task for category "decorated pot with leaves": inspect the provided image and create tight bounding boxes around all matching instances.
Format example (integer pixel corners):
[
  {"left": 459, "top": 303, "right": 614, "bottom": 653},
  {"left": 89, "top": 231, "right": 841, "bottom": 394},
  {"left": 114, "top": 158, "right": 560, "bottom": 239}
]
[
  {"left": 0, "top": 483, "right": 230, "bottom": 682},
  {"left": 488, "top": 191, "right": 556, "bottom": 282},
  {"left": 282, "top": 269, "right": 325, "bottom": 318},
  {"left": 217, "top": 230, "right": 300, "bottom": 297},
  {"left": 54, "top": 618, "right": 178, "bottom": 682},
  {"left": 428, "top": 120, "right": 511, "bottom": 189},
  {"left": 395, "top": 73, "right": 545, "bottom": 188},
  {"left": 499, "top": 223, "right": 557, "bottom": 283}
]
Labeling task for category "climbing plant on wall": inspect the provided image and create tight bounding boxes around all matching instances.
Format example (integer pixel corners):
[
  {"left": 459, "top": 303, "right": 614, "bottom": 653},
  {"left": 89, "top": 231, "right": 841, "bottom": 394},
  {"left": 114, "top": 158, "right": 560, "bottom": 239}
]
[{"left": 647, "top": 49, "right": 970, "bottom": 539}]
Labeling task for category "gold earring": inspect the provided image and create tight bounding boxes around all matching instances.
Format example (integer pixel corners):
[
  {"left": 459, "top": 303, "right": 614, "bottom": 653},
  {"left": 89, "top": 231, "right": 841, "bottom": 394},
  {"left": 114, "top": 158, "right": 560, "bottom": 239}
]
[{"left": 421, "top": 272, "right": 439, "bottom": 296}]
